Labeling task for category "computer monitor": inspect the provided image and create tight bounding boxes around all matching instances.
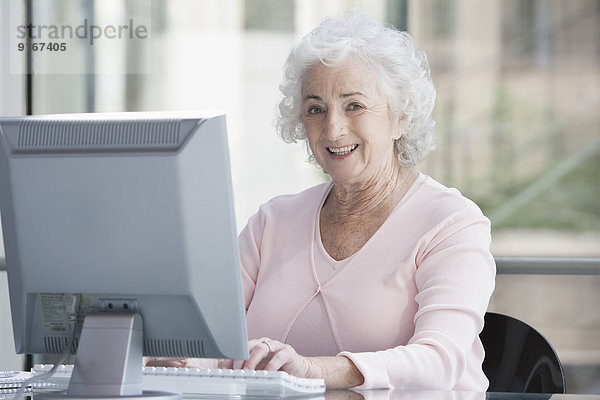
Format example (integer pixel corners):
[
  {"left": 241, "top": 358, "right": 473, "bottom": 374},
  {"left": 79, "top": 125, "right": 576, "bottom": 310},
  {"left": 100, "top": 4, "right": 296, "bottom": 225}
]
[{"left": 0, "top": 112, "right": 249, "bottom": 398}]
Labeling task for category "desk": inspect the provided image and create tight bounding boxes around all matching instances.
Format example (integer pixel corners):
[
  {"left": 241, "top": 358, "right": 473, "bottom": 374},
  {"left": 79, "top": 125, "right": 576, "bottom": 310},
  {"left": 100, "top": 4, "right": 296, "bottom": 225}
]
[
  {"left": 177, "top": 391, "right": 598, "bottom": 400},
  {"left": 348, "top": 391, "right": 599, "bottom": 400},
  {"left": 2, "top": 389, "right": 599, "bottom": 400}
]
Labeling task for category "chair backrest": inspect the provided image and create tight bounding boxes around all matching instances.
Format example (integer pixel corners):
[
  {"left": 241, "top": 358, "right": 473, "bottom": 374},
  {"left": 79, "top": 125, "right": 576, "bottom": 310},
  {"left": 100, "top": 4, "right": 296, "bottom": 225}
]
[{"left": 480, "top": 312, "right": 566, "bottom": 393}]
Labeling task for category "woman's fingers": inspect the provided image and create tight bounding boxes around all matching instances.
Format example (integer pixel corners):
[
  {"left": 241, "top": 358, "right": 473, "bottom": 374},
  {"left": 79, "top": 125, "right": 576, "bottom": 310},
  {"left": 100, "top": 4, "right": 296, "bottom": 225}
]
[
  {"left": 217, "top": 358, "right": 234, "bottom": 369},
  {"left": 143, "top": 357, "right": 189, "bottom": 367},
  {"left": 263, "top": 345, "right": 310, "bottom": 378},
  {"left": 197, "top": 338, "right": 308, "bottom": 378},
  {"left": 185, "top": 358, "right": 219, "bottom": 368},
  {"left": 143, "top": 357, "right": 219, "bottom": 369},
  {"left": 261, "top": 346, "right": 289, "bottom": 371},
  {"left": 236, "top": 337, "right": 273, "bottom": 370},
  {"left": 231, "top": 338, "right": 309, "bottom": 378}
]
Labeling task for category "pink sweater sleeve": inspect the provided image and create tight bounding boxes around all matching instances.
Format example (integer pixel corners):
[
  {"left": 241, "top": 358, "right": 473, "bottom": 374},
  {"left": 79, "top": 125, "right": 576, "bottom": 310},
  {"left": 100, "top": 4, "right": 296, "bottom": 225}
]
[
  {"left": 238, "top": 209, "right": 263, "bottom": 311},
  {"left": 339, "top": 206, "right": 496, "bottom": 390}
]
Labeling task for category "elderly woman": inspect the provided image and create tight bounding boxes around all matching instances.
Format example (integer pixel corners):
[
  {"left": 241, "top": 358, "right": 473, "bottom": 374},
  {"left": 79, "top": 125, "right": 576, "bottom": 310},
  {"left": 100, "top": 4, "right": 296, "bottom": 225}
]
[
  {"left": 151, "top": 12, "right": 496, "bottom": 391},
  {"left": 232, "top": 12, "right": 496, "bottom": 391}
]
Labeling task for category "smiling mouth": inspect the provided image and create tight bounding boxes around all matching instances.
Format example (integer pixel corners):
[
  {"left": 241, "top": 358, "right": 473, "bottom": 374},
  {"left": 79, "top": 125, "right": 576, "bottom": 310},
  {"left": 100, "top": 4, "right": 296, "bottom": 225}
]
[{"left": 326, "top": 144, "right": 358, "bottom": 156}]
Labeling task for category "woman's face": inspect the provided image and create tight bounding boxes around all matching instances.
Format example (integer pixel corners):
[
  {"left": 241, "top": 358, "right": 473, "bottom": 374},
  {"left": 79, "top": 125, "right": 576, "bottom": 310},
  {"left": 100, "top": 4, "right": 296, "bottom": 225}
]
[{"left": 301, "top": 59, "right": 402, "bottom": 186}]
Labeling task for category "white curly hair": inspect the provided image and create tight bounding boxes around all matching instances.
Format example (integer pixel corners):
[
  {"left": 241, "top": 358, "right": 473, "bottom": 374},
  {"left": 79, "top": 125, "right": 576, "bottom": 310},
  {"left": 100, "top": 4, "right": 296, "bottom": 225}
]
[{"left": 276, "top": 11, "right": 437, "bottom": 167}]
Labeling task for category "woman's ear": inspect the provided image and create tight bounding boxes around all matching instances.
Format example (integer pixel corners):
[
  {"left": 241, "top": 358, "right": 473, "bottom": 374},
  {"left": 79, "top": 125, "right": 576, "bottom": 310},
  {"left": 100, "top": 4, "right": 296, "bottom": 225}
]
[{"left": 391, "top": 114, "right": 407, "bottom": 141}]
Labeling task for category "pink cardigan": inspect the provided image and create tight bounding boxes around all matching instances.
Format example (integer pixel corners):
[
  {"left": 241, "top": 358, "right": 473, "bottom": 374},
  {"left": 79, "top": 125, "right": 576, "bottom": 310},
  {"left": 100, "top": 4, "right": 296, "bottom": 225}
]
[{"left": 238, "top": 173, "right": 496, "bottom": 391}]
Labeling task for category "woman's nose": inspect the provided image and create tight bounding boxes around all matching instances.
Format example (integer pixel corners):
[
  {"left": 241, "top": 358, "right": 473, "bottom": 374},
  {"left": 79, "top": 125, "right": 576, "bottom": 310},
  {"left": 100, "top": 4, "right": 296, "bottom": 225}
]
[{"left": 325, "top": 109, "right": 347, "bottom": 140}]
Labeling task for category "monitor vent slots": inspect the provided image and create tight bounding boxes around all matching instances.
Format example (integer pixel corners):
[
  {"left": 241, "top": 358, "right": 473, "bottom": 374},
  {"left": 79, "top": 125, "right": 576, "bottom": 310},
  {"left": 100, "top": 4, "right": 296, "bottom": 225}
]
[
  {"left": 44, "top": 336, "right": 79, "bottom": 354},
  {"left": 144, "top": 339, "right": 206, "bottom": 358},
  {"left": 17, "top": 119, "right": 182, "bottom": 152}
]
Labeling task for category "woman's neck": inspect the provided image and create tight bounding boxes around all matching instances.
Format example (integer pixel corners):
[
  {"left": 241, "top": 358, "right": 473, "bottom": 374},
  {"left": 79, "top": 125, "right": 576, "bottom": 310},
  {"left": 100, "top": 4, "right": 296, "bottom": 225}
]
[{"left": 325, "top": 165, "right": 416, "bottom": 225}]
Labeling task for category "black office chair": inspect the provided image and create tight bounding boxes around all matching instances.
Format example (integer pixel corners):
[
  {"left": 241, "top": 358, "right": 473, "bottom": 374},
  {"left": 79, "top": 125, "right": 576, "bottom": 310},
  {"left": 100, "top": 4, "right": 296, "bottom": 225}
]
[{"left": 480, "top": 312, "right": 566, "bottom": 393}]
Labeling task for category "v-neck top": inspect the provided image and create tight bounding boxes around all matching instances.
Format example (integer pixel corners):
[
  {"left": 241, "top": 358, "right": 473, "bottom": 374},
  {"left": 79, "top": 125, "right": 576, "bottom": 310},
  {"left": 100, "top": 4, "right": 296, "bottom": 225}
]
[{"left": 238, "top": 173, "right": 496, "bottom": 391}]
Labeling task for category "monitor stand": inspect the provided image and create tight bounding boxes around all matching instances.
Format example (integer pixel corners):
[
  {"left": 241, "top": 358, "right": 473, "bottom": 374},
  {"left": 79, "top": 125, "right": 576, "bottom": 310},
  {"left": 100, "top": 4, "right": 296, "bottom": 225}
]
[{"left": 37, "top": 313, "right": 180, "bottom": 400}]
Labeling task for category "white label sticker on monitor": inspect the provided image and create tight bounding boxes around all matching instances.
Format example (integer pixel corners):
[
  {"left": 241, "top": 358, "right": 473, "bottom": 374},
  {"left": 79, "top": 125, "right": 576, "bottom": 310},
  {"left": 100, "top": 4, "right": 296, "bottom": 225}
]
[
  {"left": 41, "top": 293, "right": 69, "bottom": 333},
  {"left": 41, "top": 293, "right": 96, "bottom": 333}
]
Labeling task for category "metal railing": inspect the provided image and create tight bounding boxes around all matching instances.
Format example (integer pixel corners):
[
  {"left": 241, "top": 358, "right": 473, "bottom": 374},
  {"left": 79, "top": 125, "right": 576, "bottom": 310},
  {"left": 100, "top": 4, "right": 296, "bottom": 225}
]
[{"left": 495, "top": 257, "right": 600, "bottom": 275}]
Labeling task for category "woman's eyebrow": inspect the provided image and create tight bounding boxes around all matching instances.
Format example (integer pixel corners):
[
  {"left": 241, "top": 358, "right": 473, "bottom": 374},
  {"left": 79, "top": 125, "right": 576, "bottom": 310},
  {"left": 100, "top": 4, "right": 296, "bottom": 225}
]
[
  {"left": 303, "top": 92, "right": 365, "bottom": 101},
  {"left": 303, "top": 95, "right": 322, "bottom": 101},
  {"left": 341, "top": 92, "right": 366, "bottom": 98}
]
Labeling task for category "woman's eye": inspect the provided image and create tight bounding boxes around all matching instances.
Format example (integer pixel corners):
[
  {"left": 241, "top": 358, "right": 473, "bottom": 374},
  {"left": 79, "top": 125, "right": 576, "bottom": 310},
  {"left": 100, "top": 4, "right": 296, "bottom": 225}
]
[
  {"left": 307, "top": 106, "right": 324, "bottom": 115},
  {"left": 347, "top": 103, "right": 364, "bottom": 111}
]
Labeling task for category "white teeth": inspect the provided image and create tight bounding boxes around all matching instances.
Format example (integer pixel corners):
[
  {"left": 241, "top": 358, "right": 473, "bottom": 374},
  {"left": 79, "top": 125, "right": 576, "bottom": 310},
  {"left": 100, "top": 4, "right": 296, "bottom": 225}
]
[{"left": 327, "top": 144, "right": 358, "bottom": 156}]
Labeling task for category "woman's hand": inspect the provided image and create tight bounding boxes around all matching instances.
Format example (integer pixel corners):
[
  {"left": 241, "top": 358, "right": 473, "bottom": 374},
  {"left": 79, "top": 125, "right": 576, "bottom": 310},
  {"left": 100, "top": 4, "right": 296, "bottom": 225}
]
[
  {"left": 224, "top": 338, "right": 363, "bottom": 388},
  {"left": 144, "top": 340, "right": 364, "bottom": 389},
  {"left": 231, "top": 338, "right": 312, "bottom": 379},
  {"left": 143, "top": 357, "right": 218, "bottom": 368},
  {"left": 144, "top": 357, "right": 189, "bottom": 367}
]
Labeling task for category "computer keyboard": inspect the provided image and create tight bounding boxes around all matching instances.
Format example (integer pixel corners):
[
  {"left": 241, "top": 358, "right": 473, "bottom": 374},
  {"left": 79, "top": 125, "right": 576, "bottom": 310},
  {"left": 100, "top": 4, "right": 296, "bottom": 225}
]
[{"left": 31, "top": 364, "right": 326, "bottom": 398}]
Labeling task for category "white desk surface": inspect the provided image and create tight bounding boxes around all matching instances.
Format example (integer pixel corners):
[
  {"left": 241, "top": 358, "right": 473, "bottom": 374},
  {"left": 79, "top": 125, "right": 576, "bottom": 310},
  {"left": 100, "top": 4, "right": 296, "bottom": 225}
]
[
  {"left": 3, "top": 390, "right": 599, "bottom": 400},
  {"left": 178, "top": 392, "right": 599, "bottom": 400}
]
